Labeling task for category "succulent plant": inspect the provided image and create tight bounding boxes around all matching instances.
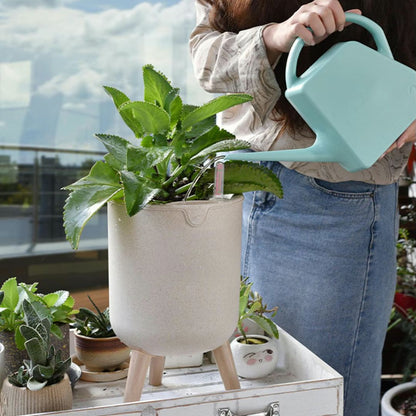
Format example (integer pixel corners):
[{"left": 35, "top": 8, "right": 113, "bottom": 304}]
[
  {"left": 72, "top": 296, "right": 114, "bottom": 338},
  {"left": 8, "top": 300, "right": 72, "bottom": 391}
]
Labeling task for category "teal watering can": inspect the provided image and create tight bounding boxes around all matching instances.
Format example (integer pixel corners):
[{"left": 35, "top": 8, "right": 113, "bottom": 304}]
[{"left": 225, "top": 13, "right": 416, "bottom": 172}]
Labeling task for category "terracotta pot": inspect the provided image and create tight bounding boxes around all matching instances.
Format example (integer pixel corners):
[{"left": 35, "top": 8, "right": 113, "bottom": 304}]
[
  {"left": 0, "top": 323, "right": 70, "bottom": 377},
  {"left": 230, "top": 335, "right": 278, "bottom": 379},
  {"left": 74, "top": 332, "right": 130, "bottom": 372},
  {"left": 381, "top": 381, "right": 416, "bottom": 416},
  {"left": 108, "top": 197, "right": 243, "bottom": 356},
  {"left": 0, "top": 373, "right": 72, "bottom": 416}
]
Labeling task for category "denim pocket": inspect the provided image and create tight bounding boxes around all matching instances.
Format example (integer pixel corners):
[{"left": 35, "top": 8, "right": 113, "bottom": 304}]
[{"left": 308, "top": 177, "right": 375, "bottom": 199}]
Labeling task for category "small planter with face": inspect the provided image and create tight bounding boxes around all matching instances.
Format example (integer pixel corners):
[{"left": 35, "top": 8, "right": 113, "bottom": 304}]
[{"left": 230, "top": 278, "right": 279, "bottom": 379}]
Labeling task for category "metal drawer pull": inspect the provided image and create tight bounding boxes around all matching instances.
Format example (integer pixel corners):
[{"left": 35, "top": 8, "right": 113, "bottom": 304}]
[
  {"left": 142, "top": 406, "right": 157, "bottom": 416},
  {"left": 218, "top": 402, "right": 280, "bottom": 416}
]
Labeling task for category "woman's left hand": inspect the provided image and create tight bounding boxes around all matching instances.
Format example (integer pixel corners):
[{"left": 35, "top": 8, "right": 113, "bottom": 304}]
[{"left": 382, "top": 118, "right": 416, "bottom": 156}]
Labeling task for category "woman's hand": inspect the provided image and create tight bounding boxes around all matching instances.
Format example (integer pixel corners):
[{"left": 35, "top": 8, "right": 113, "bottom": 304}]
[
  {"left": 262, "top": 0, "right": 361, "bottom": 63},
  {"left": 381, "top": 119, "right": 416, "bottom": 157}
]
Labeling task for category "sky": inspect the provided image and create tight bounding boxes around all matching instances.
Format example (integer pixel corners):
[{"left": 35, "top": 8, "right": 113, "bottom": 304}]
[{"left": 0, "top": 0, "right": 211, "bottom": 151}]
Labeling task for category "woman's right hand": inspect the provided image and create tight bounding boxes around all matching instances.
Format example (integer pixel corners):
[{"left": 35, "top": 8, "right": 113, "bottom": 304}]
[{"left": 262, "top": 0, "right": 361, "bottom": 63}]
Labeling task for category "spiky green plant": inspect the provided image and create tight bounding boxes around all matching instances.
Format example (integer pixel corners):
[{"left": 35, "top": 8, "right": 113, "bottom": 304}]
[
  {"left": 238, "top": 277, "right": 279, "bottom": 343},
  {"left": 63, "top": 64, "right": 283, "bottom": 249},
  {"left": 8, "top": 300, "right": 72, "bottom": 391},
  {"left": 72, "top": 296, "right": 114, "bottom": 338}
]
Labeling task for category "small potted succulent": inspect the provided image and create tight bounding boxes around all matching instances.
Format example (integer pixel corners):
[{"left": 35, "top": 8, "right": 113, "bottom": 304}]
[
  {"left": 62, "top": 65, "right": 283, "bottom": 359},
  {"left": 0, "top": 300, "right": 72, "bottom": 416},
  {"left": 72, "top": 296, "right": 130, "bottom": 372},
  {"left": 0, "top": 277, "right": 77, "bottom": 376},
  {"left": 230, "top": 278, "right": 280, "bottom": 379}
]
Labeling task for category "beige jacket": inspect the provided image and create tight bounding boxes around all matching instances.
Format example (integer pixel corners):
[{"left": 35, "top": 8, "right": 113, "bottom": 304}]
[{"left": 189, "top": 0, "right": 411, "bottom": 184}]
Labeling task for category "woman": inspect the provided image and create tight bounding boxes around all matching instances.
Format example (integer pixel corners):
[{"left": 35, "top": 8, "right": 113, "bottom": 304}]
[{"left": 189, "top": 1, "right": 416, "bottom": 415}]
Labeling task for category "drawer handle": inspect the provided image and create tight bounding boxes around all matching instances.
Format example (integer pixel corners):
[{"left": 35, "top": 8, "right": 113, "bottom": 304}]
[{"left": 218, "top": 402, "right": 280, "bottom": 416}]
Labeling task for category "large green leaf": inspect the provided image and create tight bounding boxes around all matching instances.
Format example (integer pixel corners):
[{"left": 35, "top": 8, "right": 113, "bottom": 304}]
[
  {"left": 249, "top": 315, "right": 279, "bottom": 339},
  {"left": 126, "top": 145, "right": 171, "bottom": 173},
  {"left": 0, "top": 278, "right": 19, "bottom": 311},
  {"left": 190, "top": 139, "right": 250, "bottom": 164},
  {"left": 120, "top": 171, "right": 160, "bottom": 216},
  {"left": 95, "top": 134, "right": 130, "bottom": 167},
  {"left": 120, "top": 101, "right": 170, "bottom": 135},
  {"left": 64, "top": 161, "right": 120, "bottom": 190},
  {"left": 143, "top": 64, "right": 174, "bottom": 107},
  {"left": 63, "top": 184, "right": 122, "bottom": 249},
  {"left": 189, "top": 126, "right": 234, "bottom": 157},
  {"left": 47, "top": 291, "right": 69, "bottom": 308},
  {"left": 166, "top": 90, "right": 182, "bottom": 128},
  {"left": 197, "top": 161, "right": 283, "bottom": 198},
  {"left": 182, "top": 94, "right": 252, "bottom": 130},
  {"left": 104, "top": 86, "right": 143, "bottom": 138}
]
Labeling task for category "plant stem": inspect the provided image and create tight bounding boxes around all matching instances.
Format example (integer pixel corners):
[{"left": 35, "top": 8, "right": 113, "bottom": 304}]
[
  {"left": 175, "top": 183, "right": 191, "bottom": 194},
  {"left": 162, "top": 165, "right": 186, "bottom": 187}
]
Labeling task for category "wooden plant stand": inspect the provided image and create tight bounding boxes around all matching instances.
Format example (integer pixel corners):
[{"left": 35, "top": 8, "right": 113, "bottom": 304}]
[{"left": 124, "top": 342, "right": 240, "bottom": 402}]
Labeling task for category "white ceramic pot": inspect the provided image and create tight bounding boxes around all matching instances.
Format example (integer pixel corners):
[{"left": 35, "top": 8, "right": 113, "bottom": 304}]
[
  {"left": 381, "top": 381, "right": 416, "bottom": 416},
  {"left": 108, "top": 196, "right": 243, "bottom": 356},
  {"left": 230, "top": 335, "right": 278, "bottom": 379},
  {"left": 0, "top": 373, "right": 72, "bottom": 416}
]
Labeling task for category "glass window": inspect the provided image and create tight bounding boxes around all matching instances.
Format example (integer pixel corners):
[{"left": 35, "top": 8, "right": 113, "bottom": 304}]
[{"left": 0, "top": 0, "right": 210, "bottom": 285}]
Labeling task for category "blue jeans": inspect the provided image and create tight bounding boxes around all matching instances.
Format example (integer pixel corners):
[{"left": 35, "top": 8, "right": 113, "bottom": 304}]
[{"left": 241, "top": 161, "right": 398, "bottom": 416}]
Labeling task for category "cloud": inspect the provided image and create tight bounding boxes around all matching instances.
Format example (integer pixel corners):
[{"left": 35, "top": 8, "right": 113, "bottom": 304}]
[{"left": 0, "top": 0, "right": 207, "bottom": 106}]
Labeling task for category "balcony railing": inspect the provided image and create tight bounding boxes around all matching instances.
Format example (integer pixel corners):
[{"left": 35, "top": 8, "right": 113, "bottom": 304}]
[{"left": 0, "top": 144, "right": 107, "bottom": 258}]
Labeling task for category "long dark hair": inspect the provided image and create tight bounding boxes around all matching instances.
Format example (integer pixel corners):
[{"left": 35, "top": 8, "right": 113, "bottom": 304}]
[{"left": 202, "top": 0, "right": 416, "bottom": 133}]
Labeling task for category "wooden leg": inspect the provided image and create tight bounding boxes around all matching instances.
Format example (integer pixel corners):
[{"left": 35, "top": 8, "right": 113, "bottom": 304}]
[
  {"left": 212, "top": 342, "right": 241, "bottom": 390},
  {"left": 124, "top": 349, "right": 152, "bottom": 403},
  {"left": 149, "top": 356, "right": 165, "bottom": 386}
]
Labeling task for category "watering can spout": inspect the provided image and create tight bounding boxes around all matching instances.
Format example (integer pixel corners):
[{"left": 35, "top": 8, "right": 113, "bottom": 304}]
[{"left": 224, "top": 142, "right": 336, "bottom": 164}]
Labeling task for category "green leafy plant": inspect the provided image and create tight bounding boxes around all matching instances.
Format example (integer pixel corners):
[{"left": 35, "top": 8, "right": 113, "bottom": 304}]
[
  {"left": 396, "top": 228, "right": 416, "bottom": 298},
  {"left": 387, "top": 308, "right": 416, "bottom": 380},
  {"left": 8, "top": 300, "right": 72, "bottom": 391},
  {"left": 63, "top": 64, "right": 283, "bottom": 249},
  {"left": 0, "top": 277, "right": 78, "bottom": 350},
  {"left": 238, "top": 277, "right": 279, "bottom": 343},
  {"left": 73, "top": 296, "right": 114, "bottom": 338}
]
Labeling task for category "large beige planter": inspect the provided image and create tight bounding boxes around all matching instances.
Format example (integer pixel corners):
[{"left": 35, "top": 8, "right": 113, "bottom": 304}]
[
  {"left": 108, "top": 196, "right": 243, "bottom": 356},
  {"left": 0, "top": 373, "right": 72, "bottom": 416}
]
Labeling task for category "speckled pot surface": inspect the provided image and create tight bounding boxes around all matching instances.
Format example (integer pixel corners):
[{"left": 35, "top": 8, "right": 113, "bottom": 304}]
[
  {"left": 74, "top": 332, "right": 130, "bottom": 372},
  {"left": 108, "top": 197, "right": 243, "bottom": 356},
  {"left": 0, "top": 373, "right": 72, "bottom": 416}
]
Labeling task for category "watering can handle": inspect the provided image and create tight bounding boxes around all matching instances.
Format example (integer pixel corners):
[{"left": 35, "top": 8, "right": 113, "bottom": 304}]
[{"left": 285, "top": 12, "right": 393, "bottom": 88}]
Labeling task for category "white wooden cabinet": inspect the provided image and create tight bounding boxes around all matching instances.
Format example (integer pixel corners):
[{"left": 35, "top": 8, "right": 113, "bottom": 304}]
[{"left": 29, "top": 327, "right": 343, "bottom": 416}]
